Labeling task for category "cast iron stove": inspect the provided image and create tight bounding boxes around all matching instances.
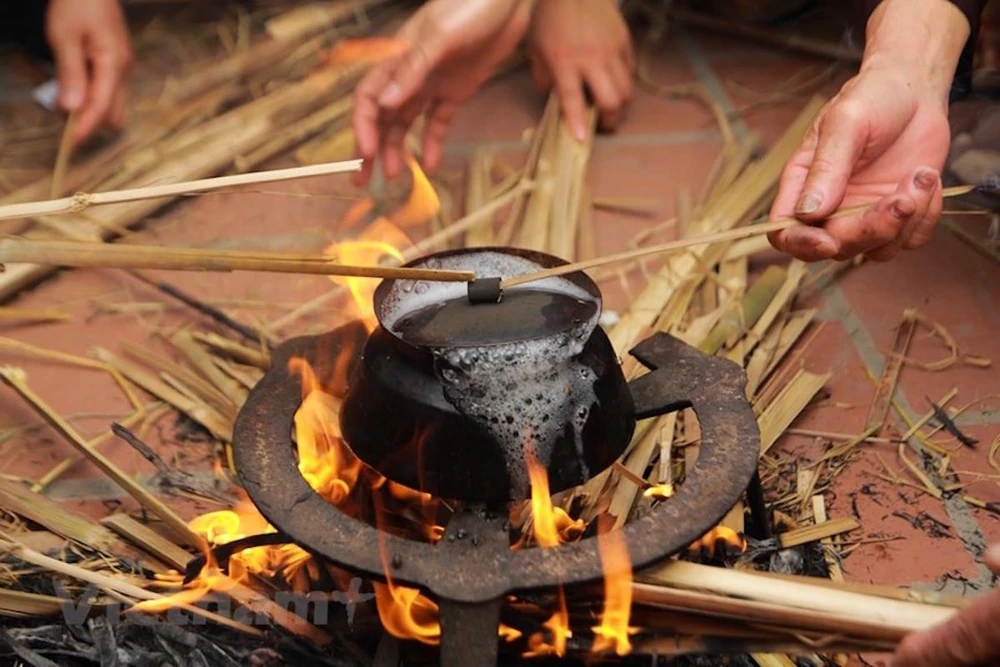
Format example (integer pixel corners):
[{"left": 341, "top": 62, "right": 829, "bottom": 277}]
[{"left": 230, "top": 247, "right": 763, "bottom": 666}]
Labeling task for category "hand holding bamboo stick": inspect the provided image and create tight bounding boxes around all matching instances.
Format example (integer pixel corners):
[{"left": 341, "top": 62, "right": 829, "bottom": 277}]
[{"left": 500, "top": 184, "right": 979, "bottom": 290}]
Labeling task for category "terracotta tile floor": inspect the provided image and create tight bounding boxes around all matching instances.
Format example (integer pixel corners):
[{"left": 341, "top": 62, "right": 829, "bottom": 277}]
[{"left": 1, "top": 4, "right": 999, "bottom": 665}]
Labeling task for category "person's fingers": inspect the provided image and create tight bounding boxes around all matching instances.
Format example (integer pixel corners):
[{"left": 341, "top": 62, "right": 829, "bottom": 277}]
[
  {"left": 352, "top": 59, "right": 401, "bottom": 187},
  {"left": 550, "top": 62, "right": 587, "bottom": 141},
  {"left": 898, "top": 167, "right": 943, "bottom": 250},
  {"left": 985, "top": 543, "right": 1000, "bottom": 573},
  {"left": 108, "top": 86, "right": 127, "bottom": 131},
  {"left": 766, "top": 223, "right": 840, "bottom": 262},
  {"left": 892, "top": 589, "right": 1000, "bottom": 666},
  {"left": 48, "top": 30, "right": 87, "bottom": 114},
  {"left": 828, "top": 191, "right": 916, "bottom": 260},
  {"left": 421, "top": 99, "right": 458, "bottom": 174},
  {"left": 767, "top": 120, "right": 822, "bottom": 255},
  {"left": 73, "top": 50, "right": 125, "bottom": 145},
  {"left": 529, "top": 55, "right": 553, "bottom": 94},
  {"left": 376, "top": 42, "right": 440, "bottom": 111},
  {"left": 381, "top": 96, "right": 425, "bottom": 180},
  {"left": 609, "top": 53, "right": 634, "bottom": 108},
  {"left": 585, "top": 66, "right": 623, "bottom": 132},
  {"left": 794, "top": 99, "right": 869, "bottom": 220},
  {"left": 769, "top": 117, "right": 822, "bottom": 220}
]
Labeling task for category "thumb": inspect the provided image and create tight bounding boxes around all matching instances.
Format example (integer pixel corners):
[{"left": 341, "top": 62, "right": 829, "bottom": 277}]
[
  {"left": 892, "top": 547, "right": 1000, "bottom": 667},
  {"left": 50, "top": 32, "right": 88, "bottom": 112},
  {"left": 794, "top": 100, "right": 868, "bottom": 220}
]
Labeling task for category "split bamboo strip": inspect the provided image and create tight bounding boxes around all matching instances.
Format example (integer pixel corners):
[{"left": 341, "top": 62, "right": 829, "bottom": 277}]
[
  {"left": 0, "top": 308, "right": 70, "bottom": 323},
  {"left": 0, "top": 238, "right": 475, "bottom": 281},
  {"left": 748, "top": 569, "right": 966, "bottom": 608},
  {"left": 727, "top": 260, "right": 806, "bottom": 363},
  {"left": 605, "top": 97, "right": 825, "bottom": 354},
  {"left": 0, "top": 160, "right": 362, "bottom": 222},
  {"left": 32, "top": 404, "right": 162, "bottom": 493},
  {"left": 759, "top": 309, "right": 816, "bottom": 385},
  {"left": 172, "top": 331, "right": 248, "bottom": 407},
  {"left": 608, "top": 412, "right": 677, "bottom": 529},
  {"left": 637, "top": 560, "right": 955, "bottom": 634},
  {"left": 812, "top": 495, "right": 845, "bottom": 581},
  {"left": 0, "top": 367, "right": 206, "bottom": 550},
  {"left": 191, "top": 332, "right": 270, "bottom": 369},
  {"left": 778, "top": 516, "right": 859, "bottom": 549},
  {"left": 758, "top": 370, "right": 831, "bottom": 454},
  {"left": 577, "top": 186, "right": 597, "bottom": 261},
  {"left": 699, "top": 266, "right": 787, "bottom": 355},
  {"left": 120, "top": 342, "right": 236, "bottom": 421},
  {"left": 92, "top": 348, "right": 232, "bottom": 441},
  {"left": 865, "top": 309, "right": 917, "bottom": 433},
  {"left": 547, "top": 108, "right": 597, "bottom": 261},
  {"left": 50, "top": 112, "right": 78, "bottom": 200},
  {"left": 464, "top": 148, "right": 494, "bottom": 247},
  {"left": 101, "top": 514, "right": 193, "bottom": 572},
  {"left": 0, "top": 478, "right": 118, "bottom": 552},
  {"left": 498, "top": 95, "right": 558, "bottom": 246},
  {"left": 0, "top": 589, "right": 66, "bottom": 618}
]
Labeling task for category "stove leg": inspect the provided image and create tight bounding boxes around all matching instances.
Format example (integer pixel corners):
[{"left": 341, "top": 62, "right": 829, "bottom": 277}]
[
  {"left": 745, "top": 469, "right": 772, "bottom": 540},
  {"left": 439, "top": 597, "right": 501, "bottom": 667}
]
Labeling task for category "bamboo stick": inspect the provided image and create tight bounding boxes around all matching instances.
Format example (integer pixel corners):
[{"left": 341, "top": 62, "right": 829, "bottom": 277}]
[
  {"left": 637, "top": 560, "right": 955, "bottom": 634},
  {"left": 101, "top": 514, "right": 193, "bottom": 572},
  {"left": 0, "top": 238, "right": 475, "bottom": 281},
  {"left": 778, "top": 516, "right": 858, "bottom": 549},
  {"left": 191, "top": 332, "right": 270, "bottom": 369},
  {"left": 758, "top": 370, "right": 831, "bottom": 454},
  {"left": 464, "top": 148, "right": 494, "bottom": 247},
  {"left": 700, "top": 266, "right": 787, "bottom": 355},
  {"left": 0, "top": 367, "right": 206, "bottom": 550},
  {"left": 0, "top": 160, "right": 362, "bottom": 222},
  {"left": 499, "top": 185, "right": 974, "bottom": 290},
  {"left": 0, "top": 59, "right": 371, "bottom": 303},
  {"left": 0, "top": 478, "right": 118, "bottom": 552},
  {"left": 0, "top": 308, "right": 70, "bottom": 323},
  {"left": 865, "top": 309, "right": 917, "bottom": 433}
]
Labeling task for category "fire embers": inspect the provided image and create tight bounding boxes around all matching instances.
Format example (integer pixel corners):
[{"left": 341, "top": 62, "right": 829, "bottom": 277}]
[{"left": 684, "top": 526, "right": 749, "bottom": 566}]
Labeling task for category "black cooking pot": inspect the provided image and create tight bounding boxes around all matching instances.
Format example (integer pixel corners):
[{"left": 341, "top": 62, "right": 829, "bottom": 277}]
[{"left": 339, "top": 247, "right": 635, "bottom": 505}]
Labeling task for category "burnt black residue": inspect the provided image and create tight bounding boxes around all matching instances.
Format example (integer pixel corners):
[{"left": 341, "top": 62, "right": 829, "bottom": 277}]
[
  {"left": 891, "top": 510, "right": 953, "bottom": 539},
  {"left": 394, "top": 288, "right": 597, "bottom": 346}
]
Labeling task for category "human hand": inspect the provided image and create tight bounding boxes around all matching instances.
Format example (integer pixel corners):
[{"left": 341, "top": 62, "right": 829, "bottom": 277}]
[
  {"left": 891, "top": 544, "right": 1000, "bottom": 666},
  {"left": 527, "top": 0, "right": 635, "bottom": 140},
  {"left": 46, "top": 0, "right": 133, "bottom": 147},
  {"left": 767, "top": 61, "right": 950, "bottom": 262},
  {"left": 352, "top": 0, "right": 533, "bottom": 187}
]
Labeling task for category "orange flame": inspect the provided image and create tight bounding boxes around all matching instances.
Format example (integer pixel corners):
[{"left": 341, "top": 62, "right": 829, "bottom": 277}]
[
  {"left": 643, "top": 483, "right": 674, "bottom": 500},
  {"left": 517, "top": 444, "right": 585, "bottom": 549},
  {"left": 374, "top": 581, "right": 441, "bottom": 646},
  {"left": 687, "top": 525, "right": 748, "bottom": 559},
  {"left": 523, "top": 589, "right": 571, "bottom": 658},
  {"left": 591, "top": 520, "right": 639, "bottom": 656},
  {"left": 325, "top": 36, "right": 408, "bottom": 67}
]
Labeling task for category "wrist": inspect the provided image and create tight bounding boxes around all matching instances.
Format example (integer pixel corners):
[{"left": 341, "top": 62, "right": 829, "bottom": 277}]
[{"left": 861, "top": 0, "right": 971, "bottom": 105}]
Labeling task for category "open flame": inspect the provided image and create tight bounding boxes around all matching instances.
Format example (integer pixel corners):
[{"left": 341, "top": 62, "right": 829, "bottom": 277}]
[
  {"left": 687, "top": 525, "right": 748, "bottom": 559},
  {"left": 516, "top": 442, "right": 585, "bottom": 549},
  {"left": 325, "top": 156, "right": 440, "bottom": 326},
  {"left": 142, "top": 156, "right": 647, "bottom": 660},
  {"left": 591, "top": 516, "right": 639, "bottom": 656}
]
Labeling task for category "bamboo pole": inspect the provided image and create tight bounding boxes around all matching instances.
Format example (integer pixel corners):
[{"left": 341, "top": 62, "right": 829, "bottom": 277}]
[
  {"left": 0, "top": 239, "right": 475, "bottom": 281},
  {"left": 0, "top": 160, "right": 362, "bottom": 222},
  {"left": 637, "top": 560, "right": 955, "bottom": 634}
]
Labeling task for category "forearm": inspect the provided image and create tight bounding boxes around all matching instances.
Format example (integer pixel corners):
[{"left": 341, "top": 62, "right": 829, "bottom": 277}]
[{"left": 862, "top": 0, "right": 975, "bottom": 104}]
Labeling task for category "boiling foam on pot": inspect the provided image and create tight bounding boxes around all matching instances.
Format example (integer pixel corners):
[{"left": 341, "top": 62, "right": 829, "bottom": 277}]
[{"left": 381, "top": 250, "right": 603, "bottom": 498}]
